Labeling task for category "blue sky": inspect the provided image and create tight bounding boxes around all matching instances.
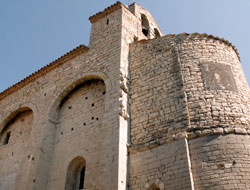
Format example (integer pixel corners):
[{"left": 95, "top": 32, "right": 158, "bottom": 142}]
[{"left": 0, "top": 0, "right": 250, "bottom": 93}]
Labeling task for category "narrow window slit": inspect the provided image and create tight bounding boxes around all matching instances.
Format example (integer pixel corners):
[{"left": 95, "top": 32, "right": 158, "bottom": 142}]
[
  {"left": 79, "top": 166, "right": 86, "bottom": 189},
  {"left": 3, "top": 132, "right": 11, "bottom": 145}
]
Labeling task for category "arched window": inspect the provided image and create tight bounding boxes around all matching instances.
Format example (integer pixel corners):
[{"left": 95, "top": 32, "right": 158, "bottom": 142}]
[
  {"left": 148, "top": 183, "right": 160, "bottom": 190},
  {"left": 0, "top": 109, "right": 33, "bottom": 147},
  {"left": 65, "top": 156, "right": 86, "bottom": 190},
  {"left": 141, "top": 14, "right": 150, "bottom": 37},
  {"left": 78, "top": 166, "right": 85, "bottom": 189},
  {"left": 145, "top": 179, "right": 164, "bottom": 190},
  {"left": 154, "top": 28, "right": 161, "bottom": 38},
  {"left": 3, "top": 131, "right": 11, "bottom": 145},
  {"left": 0, "top": 108, "right": 34, "bottom": 189}
]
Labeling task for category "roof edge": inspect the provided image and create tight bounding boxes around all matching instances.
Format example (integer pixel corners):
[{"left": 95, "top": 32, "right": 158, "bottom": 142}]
[
  {"left": 89, "top": 1, "right": 125, "bottom": 23},
  {"left": 136, "top": 32, "right": 241, "bottom": 62},
  {"left": 0, "top": 45, "right": 89, "bottom": 101}
]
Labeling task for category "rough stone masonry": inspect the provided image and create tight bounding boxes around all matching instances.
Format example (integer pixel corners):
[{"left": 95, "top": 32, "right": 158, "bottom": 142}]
[{"left": 0, "top": 2, "right": 250, "bottom": 190}]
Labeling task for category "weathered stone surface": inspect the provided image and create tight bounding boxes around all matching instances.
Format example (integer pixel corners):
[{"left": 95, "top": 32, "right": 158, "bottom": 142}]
[
  {"left": 189, "top": 135, "right": 250, "bottom": 190},
  {"left": 0, "top": 2, "right": 250, "bottom": 190},
  {"left": 200, "top": 62, "right": 237, "bottom": 92}
]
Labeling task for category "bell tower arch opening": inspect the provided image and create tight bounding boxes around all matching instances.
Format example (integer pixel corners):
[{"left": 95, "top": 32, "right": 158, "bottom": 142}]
[{"left": 141, "top": 14, "right": 150, "bottom": 37}]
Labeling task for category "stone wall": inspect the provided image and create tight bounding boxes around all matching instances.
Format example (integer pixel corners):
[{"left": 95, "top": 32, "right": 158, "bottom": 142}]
[
  {"left": 175, "top": 34, "right": 250, "bottom": 134},
  {"left": 129, "top": 139, "right": 193, "bottom": 190},
  {"left": 0, "top": 3, "right": 164, "bottom": 189},
  {"left": 189, "top": 134, "right": 250, "bottom": 189},
  {"left": 129, "top": 33, "right": 250, "bottom": 190},
  {"left": 0, "top": 5, "right": 126, "bottom": 189},
  {"left": 0, "top": 110, "right": 34, "bottom": 190},
  {"left": 47, "top": 80, "right": 106, "bottom": 189},
  {"left": 0, "top": 2, "right": 250, "bottom": 190},
  {"left": 129, "top": 32, "right": 250, "bottom": 141},
  {"left": 129, "top": 37, "right": 189, "bottom": 145}
]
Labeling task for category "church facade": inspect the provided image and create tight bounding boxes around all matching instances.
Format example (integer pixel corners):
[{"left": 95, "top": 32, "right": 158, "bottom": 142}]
[{"left": 1, "top": 2, "right": 250, "bottom": 190}]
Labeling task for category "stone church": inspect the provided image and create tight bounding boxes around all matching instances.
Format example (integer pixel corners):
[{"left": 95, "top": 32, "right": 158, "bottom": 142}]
[{"left": 1, "top": 1, "right": 250, "bottom": 190}]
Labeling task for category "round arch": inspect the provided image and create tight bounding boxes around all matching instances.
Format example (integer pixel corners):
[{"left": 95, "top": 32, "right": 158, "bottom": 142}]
[
  {"left": 141, "top": 14, "right": 150, "bottom": 37},
  {"left": 145, "top": 179, "right": 164, "bottom": 190},
  {"left": 0, "top": 102, "right": 37, "bottom": 134},
  {"left": 48, "top": 72, "right": 111, "bottom": 121},
  {"left": 154, "top": 28, "right": 161, "bottom": 38},
  {"left": 65, "top": 156, "right": 86, "bottom": 190}
]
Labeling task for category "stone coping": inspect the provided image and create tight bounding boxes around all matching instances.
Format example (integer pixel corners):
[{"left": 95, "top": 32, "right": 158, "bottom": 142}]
[
  {"left": 0, "top": 45, "right": 89, "bottom": 101},
  {"left": 137, "top": 32, "right": 241, "bottom": 62},
  {"left": 128, "top": 126, "right": 249, "bottom": 154}
]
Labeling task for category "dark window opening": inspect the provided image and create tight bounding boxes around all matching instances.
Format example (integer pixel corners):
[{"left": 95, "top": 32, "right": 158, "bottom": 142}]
[
  {"left": 141, "top": 14, "right": 150, "bottom": 37},
  {"left": 65, "top": 157, "right": 86, "bottom": 190},
  {"left": 142, "top": 28, "right": 149, "bottom": 36},
  {"left": 154, "top": 28, "right": 161, "bottom": 38},
  {"left": 79, "top": 166, "right": 85, "bottom": 189},
  {"left": 106, "top": 19, "right": 109, "bottom": 25},
  {"left": 3, "top": 132, "right": 11, "bottom": 145},
  {"left": 148, "top": 183, "right": 160, "bottom": 190}
]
